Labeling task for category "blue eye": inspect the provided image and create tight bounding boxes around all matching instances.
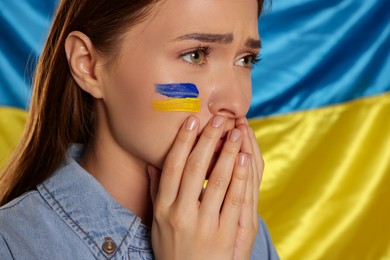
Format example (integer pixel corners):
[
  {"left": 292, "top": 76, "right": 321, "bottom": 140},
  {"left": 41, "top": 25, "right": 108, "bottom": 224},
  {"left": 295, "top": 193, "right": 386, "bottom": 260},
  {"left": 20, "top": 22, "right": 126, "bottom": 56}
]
[{"left": 180, "top": 47, "right": 210, "bottom": 65}]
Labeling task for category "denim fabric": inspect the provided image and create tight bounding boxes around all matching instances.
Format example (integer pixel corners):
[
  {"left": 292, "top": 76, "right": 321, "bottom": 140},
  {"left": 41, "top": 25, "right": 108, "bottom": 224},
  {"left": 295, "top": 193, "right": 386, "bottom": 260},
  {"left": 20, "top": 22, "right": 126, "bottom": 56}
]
[{"left": 0, "top": 144, "right": 279, "bottom": 259}]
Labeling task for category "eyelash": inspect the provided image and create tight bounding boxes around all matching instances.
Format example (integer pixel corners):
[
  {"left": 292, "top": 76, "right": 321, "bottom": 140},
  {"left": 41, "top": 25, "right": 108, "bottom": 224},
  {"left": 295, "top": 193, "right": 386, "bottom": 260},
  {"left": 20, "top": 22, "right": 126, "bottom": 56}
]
[
  {"left": 249, "top": 53, "right": 262, "bottom": 66},
  {"left": 179, "top": 46, "right": 211, "bottom": 67},
  {"left": 237, "top": 52, "right": 262, "bottom": 69},
  {"left": 179, "top": 46, "right": 262, "bottom": 68}
]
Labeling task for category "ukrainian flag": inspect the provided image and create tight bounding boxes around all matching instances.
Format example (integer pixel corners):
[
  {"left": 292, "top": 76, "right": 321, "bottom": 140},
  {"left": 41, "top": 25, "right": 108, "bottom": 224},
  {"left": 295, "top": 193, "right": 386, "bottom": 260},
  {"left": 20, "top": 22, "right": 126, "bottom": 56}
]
[
  {"left": 252, "top": 1, "right": 390, "bottom": 259},
  {"left": 0, "top": 1, "right": 57, "bottom": 168},
  {"left": 1, "top": 1, "right": 389, "bottom": 259}
]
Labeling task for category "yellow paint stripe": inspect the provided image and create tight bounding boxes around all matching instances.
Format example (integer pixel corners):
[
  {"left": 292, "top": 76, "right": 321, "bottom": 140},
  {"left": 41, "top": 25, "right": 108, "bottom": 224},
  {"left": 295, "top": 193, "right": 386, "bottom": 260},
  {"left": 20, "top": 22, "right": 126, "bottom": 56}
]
[{"left": 152, "top": 98, "right": 200, "bottom": 112}]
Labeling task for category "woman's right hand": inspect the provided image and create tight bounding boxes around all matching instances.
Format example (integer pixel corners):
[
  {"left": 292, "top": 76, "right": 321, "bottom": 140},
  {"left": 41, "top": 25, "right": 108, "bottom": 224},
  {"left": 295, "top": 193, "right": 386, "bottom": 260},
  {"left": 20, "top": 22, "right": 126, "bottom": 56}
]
[{"left": 148, "top": 115, "right": 252, "bottom": 260}]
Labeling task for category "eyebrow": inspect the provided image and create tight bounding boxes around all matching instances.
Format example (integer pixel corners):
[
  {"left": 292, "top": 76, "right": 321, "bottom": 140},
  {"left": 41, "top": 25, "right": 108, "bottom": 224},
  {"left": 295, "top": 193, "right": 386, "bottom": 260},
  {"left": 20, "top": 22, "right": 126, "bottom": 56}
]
[
  {"left": 173, "top": 33, "right": 261, "bottom": 50},
  {"left": 174, "top": 33, "right": 233, "bottom": 44},
  {"left": 245, "top": 38, "right": 262, "bottom": 50}
]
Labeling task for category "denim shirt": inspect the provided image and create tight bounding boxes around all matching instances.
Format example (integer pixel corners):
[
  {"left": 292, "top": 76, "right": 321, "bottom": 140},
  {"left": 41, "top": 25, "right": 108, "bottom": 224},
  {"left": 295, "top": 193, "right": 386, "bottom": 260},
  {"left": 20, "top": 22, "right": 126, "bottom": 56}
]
[{"left": 0, "top": 145, "right": 279, "bottom": 259}]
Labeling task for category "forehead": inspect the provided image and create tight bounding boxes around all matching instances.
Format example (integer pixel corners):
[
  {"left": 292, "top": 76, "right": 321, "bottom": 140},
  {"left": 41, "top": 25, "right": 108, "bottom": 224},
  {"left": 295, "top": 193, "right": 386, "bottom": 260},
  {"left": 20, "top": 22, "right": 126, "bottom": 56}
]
[{"left": 137, "top": 0, "right": 259, "bottom": 41}]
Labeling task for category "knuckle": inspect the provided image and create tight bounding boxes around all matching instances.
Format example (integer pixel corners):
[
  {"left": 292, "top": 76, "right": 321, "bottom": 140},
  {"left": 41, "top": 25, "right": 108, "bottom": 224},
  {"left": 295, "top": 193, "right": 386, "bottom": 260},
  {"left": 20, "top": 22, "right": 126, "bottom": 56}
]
[
  {"left": 229, "top": 194, "right": 244, "bottom": 207},
  {"left": 153, "top": 205, "right": 167, "bottom": 222},
  {"left": 186, "top": 159, "right": 206, "bottom": 174},
  {"left": 202, "top": 127, "right": 220, "bottom": 140},
  {"left": 233, "top": 168, "right": 248, "bottom": 181},
  {"left": 222, "top": 144, "right": 239, "bottom": 155},
  {"left": 176, "top": 130, "right": 195, "bottom": 145},
  {"left": 243, "top": 196, "right": 252, "bottom": 208},
  {"left": 163, "top": 160, "right": 182, "bottom": 175},
  {"left": 259, "top": 156, "right": 265, "bottom": 170},
  {"left": 210, "top": 175, "right": 227, "bottom": 187},
  {"left": 168, "top": 209, "right": 191, "bottom": 230}
]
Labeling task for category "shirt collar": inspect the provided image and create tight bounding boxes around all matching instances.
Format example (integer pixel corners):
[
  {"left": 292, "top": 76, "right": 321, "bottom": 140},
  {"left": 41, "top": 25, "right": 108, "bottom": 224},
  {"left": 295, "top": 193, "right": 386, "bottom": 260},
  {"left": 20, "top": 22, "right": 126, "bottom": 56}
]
[{"left": 37, "top": 144, "right": 152, "bottom": 257}]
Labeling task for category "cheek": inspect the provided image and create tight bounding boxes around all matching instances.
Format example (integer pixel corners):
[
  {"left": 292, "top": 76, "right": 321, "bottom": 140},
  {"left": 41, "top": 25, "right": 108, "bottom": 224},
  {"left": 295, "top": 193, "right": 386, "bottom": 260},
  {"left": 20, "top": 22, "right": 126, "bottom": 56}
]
[
  {"left": 101, "top": 69, "right": 191, "bottom": 166},
  {"left": 240, "top": 76, "right": 253, "bottom": 105}
]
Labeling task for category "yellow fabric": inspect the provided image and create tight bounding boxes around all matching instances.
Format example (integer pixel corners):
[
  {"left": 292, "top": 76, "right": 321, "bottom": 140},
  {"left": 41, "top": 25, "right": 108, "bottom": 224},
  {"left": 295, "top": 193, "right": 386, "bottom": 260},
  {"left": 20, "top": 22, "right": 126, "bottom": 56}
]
[
  {"left": 249, "top": 92, "right": 390, "bottom": 260},
  {"left": 0, "top": 107, "right": 27, "bottom": 170},
  {"left": 1, "top": 94, "right": 390, "bottom": 259}
]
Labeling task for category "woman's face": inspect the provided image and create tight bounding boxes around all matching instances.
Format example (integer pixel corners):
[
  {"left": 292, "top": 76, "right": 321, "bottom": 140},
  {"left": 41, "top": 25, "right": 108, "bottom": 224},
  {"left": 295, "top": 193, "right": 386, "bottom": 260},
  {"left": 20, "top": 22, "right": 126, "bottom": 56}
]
[{"left": 98, "top": 0, "right": 260, "bottom": 168}]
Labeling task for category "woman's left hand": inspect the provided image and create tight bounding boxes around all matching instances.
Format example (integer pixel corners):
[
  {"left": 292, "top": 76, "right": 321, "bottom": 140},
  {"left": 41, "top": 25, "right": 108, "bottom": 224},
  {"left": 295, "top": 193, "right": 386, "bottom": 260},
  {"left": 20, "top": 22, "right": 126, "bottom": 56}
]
[{"left": 233, "top": 117, "right": 264, "bottom": 260}]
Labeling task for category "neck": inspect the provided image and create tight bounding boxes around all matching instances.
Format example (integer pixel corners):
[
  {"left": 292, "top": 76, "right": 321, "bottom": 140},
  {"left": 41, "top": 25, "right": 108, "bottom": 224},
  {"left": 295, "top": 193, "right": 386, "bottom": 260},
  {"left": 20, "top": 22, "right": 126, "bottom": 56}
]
[{"left": 80, "top": 136, "right": 154, "bottom": 227}]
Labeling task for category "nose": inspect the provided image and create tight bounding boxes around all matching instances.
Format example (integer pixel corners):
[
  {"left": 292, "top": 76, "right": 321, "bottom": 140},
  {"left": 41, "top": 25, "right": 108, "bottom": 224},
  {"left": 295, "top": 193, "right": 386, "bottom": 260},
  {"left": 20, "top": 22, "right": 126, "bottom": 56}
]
[{"left": 207, "top": 71, "right": 252, "bottom": 119}]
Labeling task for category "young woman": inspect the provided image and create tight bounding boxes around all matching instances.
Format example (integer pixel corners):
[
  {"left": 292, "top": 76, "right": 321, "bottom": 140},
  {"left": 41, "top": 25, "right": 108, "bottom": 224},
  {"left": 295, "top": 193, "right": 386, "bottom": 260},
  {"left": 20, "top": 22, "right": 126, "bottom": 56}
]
[{"left": 0, "top": 0, "right": 279, "bottom": 259}]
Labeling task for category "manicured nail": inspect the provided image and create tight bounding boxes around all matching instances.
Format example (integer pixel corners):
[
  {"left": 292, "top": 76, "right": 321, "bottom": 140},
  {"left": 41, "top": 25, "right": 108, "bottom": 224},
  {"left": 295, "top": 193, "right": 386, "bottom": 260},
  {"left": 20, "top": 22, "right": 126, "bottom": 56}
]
[
  {"left": 229, "top": 128, "right": 241, "bottom": 142},
  {"left": 238, "top": 153, "right": 248, "bottom": 166},
  {"left": 236, "top": 117, "right": 247, "bottom": 126},
  {"left": 185, "top": 116, "right": 197, "bottom": 131},
  {"left": 211, "top": 115, "right": 225, "bottom": 128}
]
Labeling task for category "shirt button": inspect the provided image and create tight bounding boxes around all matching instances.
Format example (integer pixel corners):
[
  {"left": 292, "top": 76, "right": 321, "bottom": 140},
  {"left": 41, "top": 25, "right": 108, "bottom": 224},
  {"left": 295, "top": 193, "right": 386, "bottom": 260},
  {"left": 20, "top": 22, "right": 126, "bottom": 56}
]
[{"left": 102, "top": 237, "right": 117, "bottom": 254}]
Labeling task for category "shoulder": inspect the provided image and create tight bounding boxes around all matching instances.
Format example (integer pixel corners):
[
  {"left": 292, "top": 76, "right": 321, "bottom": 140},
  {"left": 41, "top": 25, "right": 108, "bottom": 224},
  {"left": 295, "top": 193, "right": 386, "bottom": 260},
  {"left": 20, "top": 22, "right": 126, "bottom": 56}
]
[
  {"left": 251, "top": 216, "right": 280, "bottom": 260},
  {"left": 0, "top": 189, "right": 53, "bottom": 233},
  {"left": 0, "top": 190, "right": 47, "bottom": 217},
  {"left": 0, "top": 190, "right": 44, "bottom": 216},
  {"left": 0, "top": 190, "right": 49, "bottom": 258},
  {"left": 0, "top": 189, "right": 91, "bottom": 259},
  {"left": 0, "top": 189, "right": 63, "bottom": 234}
]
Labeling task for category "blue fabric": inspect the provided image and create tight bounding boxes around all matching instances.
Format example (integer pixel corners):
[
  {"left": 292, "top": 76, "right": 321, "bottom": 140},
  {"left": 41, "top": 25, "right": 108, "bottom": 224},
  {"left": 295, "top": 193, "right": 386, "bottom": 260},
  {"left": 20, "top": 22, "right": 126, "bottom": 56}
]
[
  {"left": 250, "top": 0, "right": 390, "bottom": 117},
  {"left": 0, "top": 0, "right": 58, "bottom": 109},
  {"left": 0, "top": 144, "right": 279, "bottom": 259},
  {"left": 1, "top": 0, "right": 389, "bottom": 115}
]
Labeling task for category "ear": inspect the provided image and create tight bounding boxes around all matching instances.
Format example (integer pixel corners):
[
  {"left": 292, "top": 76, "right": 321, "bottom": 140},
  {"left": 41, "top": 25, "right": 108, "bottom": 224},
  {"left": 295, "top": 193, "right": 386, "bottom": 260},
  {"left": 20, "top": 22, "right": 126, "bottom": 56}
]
[{"left": 65, "top": 31, "right": 104, "bottom": 99}]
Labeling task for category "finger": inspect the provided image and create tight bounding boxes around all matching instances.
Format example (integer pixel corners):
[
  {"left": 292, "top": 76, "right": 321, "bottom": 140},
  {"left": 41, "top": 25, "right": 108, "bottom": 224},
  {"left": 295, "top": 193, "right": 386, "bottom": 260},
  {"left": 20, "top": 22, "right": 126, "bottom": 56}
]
[
  {"left": 250, "top": 157, "right": 260, "bottom": 223},
  {"left": 237, "top": 120, "right": 264, "bottom": 193},
  {"left": 239, "top": 154, "right": 254, "bottom": 229},
  {"left": 176, "top": 115, "right": 226, "bottom": 209},
  {"left": 237, "top": 120, "right": 263, "bottom": 221},
  {"left": 236, "top": 124, "right": 259, "bottom": 194},
  {"left": 220, "top": 153, "right": 249, "bottom": 236},
  {"left": 156, "top": 116, "right": 199, "bottom": 206},
  {"left": 236, "top": 123, "right": 252, "bottom": 155},
  {"left": 148, "top": 165, "right": 162, "bottom": 206},
  {"left": 247, "top": 124, "right": 264, "bottom": 183},
  {"left": 199, "top": 128, "right": 242, "bottom": 219},
  {"left": 236, "top": 117, "right": 263, "bottom": 167}
]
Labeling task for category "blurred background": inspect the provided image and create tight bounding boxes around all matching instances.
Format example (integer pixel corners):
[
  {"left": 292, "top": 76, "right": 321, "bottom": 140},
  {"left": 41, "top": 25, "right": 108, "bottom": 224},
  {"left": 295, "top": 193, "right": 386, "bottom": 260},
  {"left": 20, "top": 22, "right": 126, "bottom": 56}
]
[{"left": 1, "top": 0, "right": 390, "bottom": 259}]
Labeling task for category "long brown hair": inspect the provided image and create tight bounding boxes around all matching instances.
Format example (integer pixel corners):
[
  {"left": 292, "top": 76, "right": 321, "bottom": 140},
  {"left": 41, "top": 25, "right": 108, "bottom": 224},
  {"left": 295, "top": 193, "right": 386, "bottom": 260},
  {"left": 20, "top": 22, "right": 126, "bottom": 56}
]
[{"left": 0, "top": 0, "right": 265, "bottom": 205}]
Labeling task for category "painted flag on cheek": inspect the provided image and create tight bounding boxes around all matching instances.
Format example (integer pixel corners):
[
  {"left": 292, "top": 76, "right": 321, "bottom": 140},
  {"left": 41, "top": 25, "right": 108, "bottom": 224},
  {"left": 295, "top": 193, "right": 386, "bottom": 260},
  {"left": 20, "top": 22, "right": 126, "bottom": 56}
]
[
  {"left": 1, "top": 1, "right": 390, "bottom": 259},
  {"left": 153, "top": 83, "right": 201, "bottom": 112}
]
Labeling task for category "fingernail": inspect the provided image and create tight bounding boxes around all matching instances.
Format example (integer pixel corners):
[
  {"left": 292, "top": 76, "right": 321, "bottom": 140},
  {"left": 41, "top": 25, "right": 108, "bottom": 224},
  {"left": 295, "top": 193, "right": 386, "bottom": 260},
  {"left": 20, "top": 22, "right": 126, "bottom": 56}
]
[
  {"left": 229, "top": 128, "right": 241, "bottom": 142},
  {"left": 185, "top": 116, "right": 197, "bottom": 130},
  {"left": 211, "top": 115, "right": 225, "bottom": 128},
  {"left": 236, "top": 117, "right": 247, "bottom": 126},
  {"left": 238, "top": 153, "right": 248, "bottom": 166}
]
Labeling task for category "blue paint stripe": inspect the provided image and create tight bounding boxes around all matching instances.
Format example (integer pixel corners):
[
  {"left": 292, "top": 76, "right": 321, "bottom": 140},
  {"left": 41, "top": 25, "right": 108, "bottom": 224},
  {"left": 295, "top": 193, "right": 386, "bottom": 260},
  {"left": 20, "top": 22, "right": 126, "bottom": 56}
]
[{"left": 155, "top": 83, "right": 199, "bottom": 98}]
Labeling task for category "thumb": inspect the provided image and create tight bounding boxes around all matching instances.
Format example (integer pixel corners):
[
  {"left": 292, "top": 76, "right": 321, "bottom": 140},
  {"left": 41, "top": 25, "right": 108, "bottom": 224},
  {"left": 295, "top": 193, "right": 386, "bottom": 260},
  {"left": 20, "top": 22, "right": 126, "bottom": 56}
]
[{"left": 147, "top": 164, "right": 161, "bottom": 206}]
